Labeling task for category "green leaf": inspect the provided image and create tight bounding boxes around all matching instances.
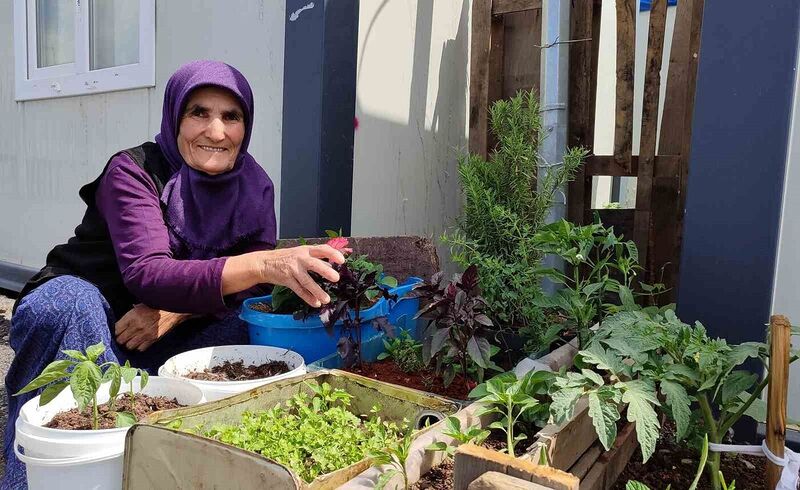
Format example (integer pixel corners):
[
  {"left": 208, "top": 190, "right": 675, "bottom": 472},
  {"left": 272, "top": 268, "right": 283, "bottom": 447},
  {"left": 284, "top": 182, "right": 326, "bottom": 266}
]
[
  {"left": 61, "top": 350, "right": 88, "bottom": 362},
  {"left": 140, "top": 369, "right": 149, "bottom": 390},
  {"left": 622, "top": 381, "right": 660, "bottom": 462},
  {"left": 721, "top": 371, "right": 757, "bottom": 404},
  {"left": 588, "top": 391, "right": 620, "bottom": 450},
  {"left": 70, "top": 361, "right": 102, "bottom": 411},
  {"left": 376, "top": 352, "right": 390, "bottom": 361},
  {"left": 380, "top": 276, "right": 398, "bottom": 288},
  {"left": 660, "top": 380, "right": 692, "bottom": 441},
  {"left": 426, "top": 441, "right": 449, "bottom": 452},
  {"left": 38, "top": 381, "right": 69, "bottom": 406},
  {"left": 121, "top": 363, "right": 138, "bottom": 384},
  {"left": 618, "top": 285, "right": 636, "bottom": 309},
  {"left": 626, "top": 482, "right": 651, "bottom": 490},
  {"left": 581, "top": 369, "right": 605, "bottom": 387},
  {"left": 550, "top": 387, "right": 583, "bottom": 424},
  {"left": 14, "top": 359, "right": 72, "bottom": 395},
  {"left": 84, "top": 342, "right": 106, "bottom": 362},
  {"left": 115, "top": 411, "right": 137, "bottom": 428},
  {"left": 374, "top": 469, "right": 400, "bottom": 490}
]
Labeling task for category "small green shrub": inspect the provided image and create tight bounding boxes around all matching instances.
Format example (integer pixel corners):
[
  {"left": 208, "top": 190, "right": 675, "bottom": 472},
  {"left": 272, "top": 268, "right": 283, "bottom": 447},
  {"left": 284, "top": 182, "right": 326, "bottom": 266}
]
[
  {"left": 377, "top": 331, "right": 425, "bottom": 373},
  {"left": 442, "top": 90, "right": 587, "bottom": 352}
]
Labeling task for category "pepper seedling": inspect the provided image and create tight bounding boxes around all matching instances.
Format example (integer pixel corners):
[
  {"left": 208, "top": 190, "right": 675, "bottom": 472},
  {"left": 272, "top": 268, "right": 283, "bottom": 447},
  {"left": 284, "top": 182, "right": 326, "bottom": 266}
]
[{"left": 15, "top": 342, "right": 148, "bottom": 429}]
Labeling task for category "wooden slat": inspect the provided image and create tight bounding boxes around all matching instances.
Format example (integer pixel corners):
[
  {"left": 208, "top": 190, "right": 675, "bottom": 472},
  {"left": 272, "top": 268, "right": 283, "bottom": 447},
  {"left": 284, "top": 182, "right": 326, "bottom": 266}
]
[
  {"left": 576, "top": 422, "right": 639, "bottom": 490},
  {"left": 613, "top": 0, "right": 636, "bottom": 172},
  {"left": 567, "top": 0, "right": 599, "bottom": 225},
  {"left": 489, "top": 15, "right": 506, "bottom": 106},
  {"left": 650, "top": 0, "right": 705, "bottom": 300},
  {"left": 488, "top": 15, "right": 506, "bottom": 151},
  {"left": 583, "top": 155, "right": 680, "bottom": 178},
  {"left": 533, "top": 398, "right": 597, "bottom": 471},
  {"left": 492, "top": 0, "right": 542, "bottom": 16},
  {"left": 469, "top": 472, "right": 551, "bottom": 490},
  {"left": 502, "top": 9, "right": 542, "bottom": 98},
  {"left": 633, "top": 0, "right": 668, "bottom": 275},
  {"left": 469, "top": 0, "right": 493, "bottom": 159},
  {"left": 766, "top": 315, "right": 792, "bottom": 487},
  {"left": 566, "top": 443, "right": 602, "bottom": 479},
  {"left": 453, "top": 444, "right": 579, "bottom": 490}
]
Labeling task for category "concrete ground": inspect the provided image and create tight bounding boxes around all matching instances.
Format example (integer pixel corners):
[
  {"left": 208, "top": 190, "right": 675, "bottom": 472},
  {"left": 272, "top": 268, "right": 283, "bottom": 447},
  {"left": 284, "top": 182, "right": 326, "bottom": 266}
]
[{"left": 0, "top": 293, "right": 15, "bottom": 479}]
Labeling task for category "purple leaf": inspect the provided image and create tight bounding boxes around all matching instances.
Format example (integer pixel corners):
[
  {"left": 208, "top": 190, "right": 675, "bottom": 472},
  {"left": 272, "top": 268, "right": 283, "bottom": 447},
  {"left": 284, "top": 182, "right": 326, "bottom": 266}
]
[
  {"left": 372, "top": 316, "right": 395, "bottom": 338},
  {"left": 460, "top": 264, "right": 479, "bottom": 291},
  {"left": 467, "top": 336, "right": 492, "bottom": 369},
  {"left": 337, "top": 337, "right": 357, "bottom": 366},
  {"left": 430, "top": 327, "right": 451, "bottom": 357},
  {"left": 474, "top": 314, "right": 493, "bottom": 327}
]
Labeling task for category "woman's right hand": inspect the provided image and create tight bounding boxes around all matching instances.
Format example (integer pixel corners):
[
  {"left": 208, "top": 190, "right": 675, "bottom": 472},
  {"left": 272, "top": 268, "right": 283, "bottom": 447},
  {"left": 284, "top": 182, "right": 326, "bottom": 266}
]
[
  {"left": 221, "top": 245, "right": 345, "bottom": 307},
  {"left": 256, "top": 245, "right": 345, "bottom": 307}
]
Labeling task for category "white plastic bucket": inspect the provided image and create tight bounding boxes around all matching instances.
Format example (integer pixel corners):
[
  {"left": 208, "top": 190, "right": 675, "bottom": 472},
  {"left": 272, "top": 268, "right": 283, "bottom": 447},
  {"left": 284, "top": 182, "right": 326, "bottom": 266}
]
[
  {"left": 15, "top": 376, "right": 203, "bottom": 490},
  {"left": 158, "top": 345, "right": 306, "bottom": 401},
  {"left": 15, "top": 443, "right": 124, "bottom": 490}
]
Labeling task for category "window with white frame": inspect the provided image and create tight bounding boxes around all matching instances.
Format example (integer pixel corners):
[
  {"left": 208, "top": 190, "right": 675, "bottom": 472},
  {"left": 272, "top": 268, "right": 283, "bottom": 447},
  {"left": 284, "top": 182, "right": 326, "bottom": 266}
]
[{"left": 13, "top": 0, "right": 155, "bottom": 101}]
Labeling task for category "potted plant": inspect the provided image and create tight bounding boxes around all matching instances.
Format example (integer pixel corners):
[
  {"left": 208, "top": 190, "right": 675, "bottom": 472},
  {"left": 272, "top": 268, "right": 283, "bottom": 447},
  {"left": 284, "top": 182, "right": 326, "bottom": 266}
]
[
  {"left": 13, "top": 343, "right": 203, "bottom": 490},
  {"left": 240, "top": 237, "right": 421, "bottom": 364},
  {"left": 157, "top": 344, "right": 307, "bottom": 401}
]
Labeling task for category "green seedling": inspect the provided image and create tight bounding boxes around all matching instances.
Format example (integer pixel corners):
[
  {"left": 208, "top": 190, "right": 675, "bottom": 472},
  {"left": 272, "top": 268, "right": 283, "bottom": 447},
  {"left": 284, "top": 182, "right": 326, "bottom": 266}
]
[
  {"left": 470, "top": 371, "right": 553, "bottom": 457},
  {"left": 16, "top": 342, "right": 150, "bottom": 430},
  {"left": 370, "top": 426, "right": 415, "bottom": 490},
  {"left": 377, "top": 331, "right": 425, "bottom": 373},
  {"left": 426, "top": 415, "right": 489, "bottom": 457}
]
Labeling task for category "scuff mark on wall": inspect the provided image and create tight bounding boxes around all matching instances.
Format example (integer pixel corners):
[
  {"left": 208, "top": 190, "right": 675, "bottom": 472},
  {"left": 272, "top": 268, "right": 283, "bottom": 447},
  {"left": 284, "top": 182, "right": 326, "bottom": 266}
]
[{"left": 289, "top": 2, "right": 315, "bottom": 22}]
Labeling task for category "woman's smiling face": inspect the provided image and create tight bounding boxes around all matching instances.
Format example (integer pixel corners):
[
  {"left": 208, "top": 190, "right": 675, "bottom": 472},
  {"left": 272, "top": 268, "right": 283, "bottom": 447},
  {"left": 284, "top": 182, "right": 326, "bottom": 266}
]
[{"left": 177, "top": 86, "right": 246, "bottom": 175}]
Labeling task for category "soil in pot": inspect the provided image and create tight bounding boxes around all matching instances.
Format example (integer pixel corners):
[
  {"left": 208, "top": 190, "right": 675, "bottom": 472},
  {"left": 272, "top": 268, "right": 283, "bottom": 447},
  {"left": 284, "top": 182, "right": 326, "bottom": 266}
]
[
  {"left": 347, "top": 360, "right": 475, "bottom": 400},
  {"left": 185, "top": 360, "right": 291, "bottom": 381},
  {"left": 412, "top": 430, "right": 535, "bottom": 489},
  {"left": 249, "top": 302, "right": 272, "bottom": 313},
  {"left": 613, "top": 421, "right": 766, "bottom": 490},
  {"left": 45, "top": 394, "right": 183, "bottom": 430}
]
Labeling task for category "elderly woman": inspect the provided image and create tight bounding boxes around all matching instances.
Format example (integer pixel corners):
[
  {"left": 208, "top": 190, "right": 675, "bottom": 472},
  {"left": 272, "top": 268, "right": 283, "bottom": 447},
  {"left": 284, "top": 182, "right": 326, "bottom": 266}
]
[{"left": 2, "top": 60, "right": 343, "bottom": 489}]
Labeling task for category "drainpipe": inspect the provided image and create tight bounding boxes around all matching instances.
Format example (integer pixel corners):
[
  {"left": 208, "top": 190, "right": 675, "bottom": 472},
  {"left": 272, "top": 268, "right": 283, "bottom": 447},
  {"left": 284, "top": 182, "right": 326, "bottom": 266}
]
[{"left": 539, "top": 0, "right": 571, "bottom": 292}]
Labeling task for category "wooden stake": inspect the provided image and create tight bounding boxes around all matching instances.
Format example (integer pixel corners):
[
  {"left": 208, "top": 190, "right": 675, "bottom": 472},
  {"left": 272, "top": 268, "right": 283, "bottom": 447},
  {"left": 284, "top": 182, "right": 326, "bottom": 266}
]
[{"left": 767, "top": 314, "right": 791, "bottom": 488}]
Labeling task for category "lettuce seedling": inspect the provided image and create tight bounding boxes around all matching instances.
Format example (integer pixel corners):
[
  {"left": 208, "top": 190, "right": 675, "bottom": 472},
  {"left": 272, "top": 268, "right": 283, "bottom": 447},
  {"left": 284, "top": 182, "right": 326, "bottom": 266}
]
[{"left": 203, "top": 381, "right": 403, "bottom": 483}]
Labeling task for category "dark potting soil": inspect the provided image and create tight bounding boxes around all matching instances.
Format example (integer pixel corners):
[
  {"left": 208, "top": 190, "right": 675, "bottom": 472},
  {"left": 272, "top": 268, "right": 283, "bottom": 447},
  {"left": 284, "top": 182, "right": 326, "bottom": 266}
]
[
  {"left": 411, "top": 430, "right": 533, "bottom": 489},
  {"left": 348, "top": 360, "right": 475, "bottom": 400},
  {"left": 45, "top": 393, "right": 183, "bottom": 430},
  {"left": 613, "top": 422, "right": 767, "bottom": 490},
  {"left": 249, "top": 302, "right": 272, "bottom": 313},
  {"left": 185, "top": 360, "right": 291, "bottom": 381}
]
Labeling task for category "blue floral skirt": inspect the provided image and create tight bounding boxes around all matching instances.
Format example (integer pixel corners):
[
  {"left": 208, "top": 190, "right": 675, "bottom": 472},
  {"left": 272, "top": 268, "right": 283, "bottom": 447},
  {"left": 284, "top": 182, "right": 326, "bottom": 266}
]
[{"left": 2, "top": 275, "right": 248, "bottom": 489}]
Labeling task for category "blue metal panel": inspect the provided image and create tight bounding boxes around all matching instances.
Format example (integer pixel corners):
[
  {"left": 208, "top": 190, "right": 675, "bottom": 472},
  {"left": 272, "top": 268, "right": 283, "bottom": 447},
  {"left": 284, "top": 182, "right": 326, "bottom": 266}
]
[
  {"left": 676, "top": 0, "right": 800, "bottom": 440},
  {"left": 280, "top": 0, "right": 357, "bottom": 238}
]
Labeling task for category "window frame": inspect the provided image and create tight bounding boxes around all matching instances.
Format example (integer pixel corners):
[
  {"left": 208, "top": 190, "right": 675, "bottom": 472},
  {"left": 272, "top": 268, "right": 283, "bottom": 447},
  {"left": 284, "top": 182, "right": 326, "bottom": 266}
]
[{"left": 13, "top": 0, "right": 155, "bottom": 101}]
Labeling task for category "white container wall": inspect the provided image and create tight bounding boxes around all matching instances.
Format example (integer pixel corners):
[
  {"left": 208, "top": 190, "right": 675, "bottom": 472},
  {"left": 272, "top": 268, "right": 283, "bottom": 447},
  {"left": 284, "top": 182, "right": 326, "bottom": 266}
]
[
  {"left": 771, "top": 24, "right": 800, "bottom": 423},
  {"left": 351, "top": 0, "right": 470, "bottom": 267},
  {"left": 0, "top": 0, "right": 285, "bottom": 271}
]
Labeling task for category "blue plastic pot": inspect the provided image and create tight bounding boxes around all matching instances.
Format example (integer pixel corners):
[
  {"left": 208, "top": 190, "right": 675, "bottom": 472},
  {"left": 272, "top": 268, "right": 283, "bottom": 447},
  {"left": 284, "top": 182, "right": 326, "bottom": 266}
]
[{"left": 241, "top": 277, "right": 422, "bottom": 363}]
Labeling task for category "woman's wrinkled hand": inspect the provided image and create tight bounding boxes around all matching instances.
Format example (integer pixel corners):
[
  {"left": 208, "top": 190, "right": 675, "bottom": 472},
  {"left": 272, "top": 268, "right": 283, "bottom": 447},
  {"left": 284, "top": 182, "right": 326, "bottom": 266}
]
[
  {"left": 114, "top": 304, "right": 192, "bottom": 352},
  {"left": 257, "top": 245, "right": 345, "bottom": 308}
]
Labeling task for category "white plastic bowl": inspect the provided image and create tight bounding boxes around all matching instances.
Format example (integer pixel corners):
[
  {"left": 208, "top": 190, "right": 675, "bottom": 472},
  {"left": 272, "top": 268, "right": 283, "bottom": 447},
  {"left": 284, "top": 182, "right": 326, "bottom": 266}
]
[{"left": 157, "top": 345, "right": 306, "bottom": 401}]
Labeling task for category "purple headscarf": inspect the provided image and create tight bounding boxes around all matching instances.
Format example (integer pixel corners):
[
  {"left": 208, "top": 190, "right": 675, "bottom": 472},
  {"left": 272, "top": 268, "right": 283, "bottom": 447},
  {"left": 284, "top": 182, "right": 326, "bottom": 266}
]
[{"left": 155, "top": 60, "right": 276, "bottom": 257}]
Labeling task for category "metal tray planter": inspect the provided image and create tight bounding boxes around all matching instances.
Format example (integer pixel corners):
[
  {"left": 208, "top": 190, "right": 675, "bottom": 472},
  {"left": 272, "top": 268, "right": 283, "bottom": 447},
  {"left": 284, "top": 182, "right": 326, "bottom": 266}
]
[{"left": 122, "top": 370, "right": 460, "bottom": 490}]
